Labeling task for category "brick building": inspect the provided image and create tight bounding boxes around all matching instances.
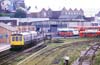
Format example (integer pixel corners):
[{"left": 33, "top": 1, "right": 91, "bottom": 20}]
[{"left": 0, "top": 23, "right": 16, "bottom": 43}]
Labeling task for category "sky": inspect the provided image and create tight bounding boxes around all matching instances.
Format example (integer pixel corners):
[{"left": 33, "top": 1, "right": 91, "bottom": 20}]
[{"left": 25, "top": 0, "right": 100, "bottom": 17}]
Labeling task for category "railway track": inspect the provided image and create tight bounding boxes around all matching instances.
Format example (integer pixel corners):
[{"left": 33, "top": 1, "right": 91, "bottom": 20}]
[
  {"left": 0, "top": 42, "right": 46, "bottom": 65},
  {"left": 17, "top": 43, "right": 72, "bottom": 65},
  {"left": 78, "top": 43, "right": 100, "bottom": 65},
  {"left": 17, "top": 39, "right": 100, "bottom": 65}
]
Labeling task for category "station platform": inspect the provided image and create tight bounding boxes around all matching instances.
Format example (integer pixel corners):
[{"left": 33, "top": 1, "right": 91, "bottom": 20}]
[{"left": 0, "top": 43, "right": 10, "bottom": 52}]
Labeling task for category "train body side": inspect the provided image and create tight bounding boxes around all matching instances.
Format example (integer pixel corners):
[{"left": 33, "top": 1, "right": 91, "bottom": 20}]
[
  {"left": 57, "top": 28, "right": 79, "bottom": 37},
  {"left": 79, "top": 29, "right": 100, "bottom": 37}
]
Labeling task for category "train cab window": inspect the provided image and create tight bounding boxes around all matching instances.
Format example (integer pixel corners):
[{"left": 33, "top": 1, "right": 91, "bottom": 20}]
[
  {"left": 16, "top": 37, "right": 18, "bottom": 41},
  {"left": 12, "top": 36, "right": 15, "bottom": 41}
]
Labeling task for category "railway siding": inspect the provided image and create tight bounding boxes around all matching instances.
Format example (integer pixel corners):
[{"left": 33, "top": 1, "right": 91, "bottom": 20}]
[
  {"left": 17, "top": 46, "right": 55, "bottom": 65},
  {"left": 72, "top": 43, "right": 100, "bottom": 65},
  {"left": 0, "top": 38, "right": 99, "bottom": 65},
  {"left": 17, "top": 38, "right": 100, "bottom": 65}
]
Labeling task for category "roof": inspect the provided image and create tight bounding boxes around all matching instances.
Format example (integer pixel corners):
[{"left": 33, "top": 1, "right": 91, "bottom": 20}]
[
  {"left": 81, "top": 29, "right": 98, "bottom": 33},
  {"left": 0, "top": 23, "right": 16, "bottom": 31},
  {"left": 95, "top": 12, "right": 100, "bottom": 17},
  {"left": 57, "top": 28, "right": 78, "bottom": 31},
  {"left": 84, "top": 17, "right": 94, "bottom": 21},
  {"left": 28, "top": 12, "right": 38, "bottom": 18},
  {"left": 50, "top": 11, "right": 61, "bottom": 19},
  {"left": 75, "top": 15, "right": 84, "bottom": 19},
  {"left": 19, "top": 18, "right": 49, "bottom": 22},
  {"left": 20, "top": 32, "right": 31, "bottom": 36}
]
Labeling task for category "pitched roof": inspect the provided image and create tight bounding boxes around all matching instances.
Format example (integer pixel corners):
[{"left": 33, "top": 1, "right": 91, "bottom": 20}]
[
  {"left": 50, "top": 11, "right": 61, "bottom": 19},
  {"left": 41, "top": 8, "right": 47, "bottom": 12},
  {"left": 74, "top": 8, "right": 78, "bottom": 11},
  {"left": 79, "top": 9, "right": 84, "bottom": 13},
  {"left": 48, "top": 8, "right": 52, "bottom": 11},
  {"left": 95, "top": 11, "right": 100, "bottom": 17},
  {"left": 62, "top": 7, "right": 67, "bottom": 11},
  {"left": 0, "top": 23, "right": 16, "bottom": 31}
]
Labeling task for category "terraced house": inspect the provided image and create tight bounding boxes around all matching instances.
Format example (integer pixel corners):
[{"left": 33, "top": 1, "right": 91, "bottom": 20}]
[{"left": 29, "top": 8, "right": 84, "bottom": 19}]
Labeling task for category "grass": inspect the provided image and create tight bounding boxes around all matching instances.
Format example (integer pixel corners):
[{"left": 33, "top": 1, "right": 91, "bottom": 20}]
[
  {"left": 94, "top": 49, "right": 100, "bottom": 65},
  {"left": 62, "top": 38, "right": 99, "bottom": 43},
  {"left": 14, "top": 38, "right": 100, "bottom": 65},
  {"left": 47, "top": 38, "right": 99, "bottom": 47},
  {"left": 66, "top": 44, "right": 89, "bottom": 65}
]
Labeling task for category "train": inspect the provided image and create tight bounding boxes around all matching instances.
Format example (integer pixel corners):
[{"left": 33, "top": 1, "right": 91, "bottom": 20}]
[
  {"left": 57, "top": 28, "right": 79, "bottom": 37},
  {"left": 10, "top": 31, "right": 46, "bottom": 49},
  {"left": 79, "top": 29, "right": 100, "bottom": 37},
  {"left": 78, "top": 26, "right": 100, "bottom": 37},
  {"left": 57, "top": 27, "right": 100, "bottom": 37}
]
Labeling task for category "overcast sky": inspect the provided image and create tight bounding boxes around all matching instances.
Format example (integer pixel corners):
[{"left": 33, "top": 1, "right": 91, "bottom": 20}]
[{"left": 25, "top": 0, "right": 100, "bottom": 17}]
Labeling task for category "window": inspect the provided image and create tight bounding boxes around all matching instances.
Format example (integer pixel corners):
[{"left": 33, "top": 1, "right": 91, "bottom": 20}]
[
  {"left": 12, "top": 36, "right": 15, "bottom": 41},
  {"left": 19, "top": 36, "right": 22, "bottom": 41},
  {"left": 16, "top": 37, "right": 18, "bottom": 41},
  {"left": 92, "top": 23, "right": 98, "bottom": 26}
]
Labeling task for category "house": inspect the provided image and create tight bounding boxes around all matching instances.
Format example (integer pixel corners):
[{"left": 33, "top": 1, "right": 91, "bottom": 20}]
[
  {"left": 29, "top": 8, "right": 84, "bottom": 20},
  {"left": 59, "top": 8, "right": 84, "bottom": 19}
]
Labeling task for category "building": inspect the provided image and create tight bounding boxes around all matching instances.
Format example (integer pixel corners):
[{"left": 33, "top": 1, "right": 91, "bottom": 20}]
[
  {"left": 59, "top": 8, "right": 84, "bottom": 19},
  {"left": 29, "top": 8, "right": 84, "bottom": 20},
  {"left": 0, "top": 17, "right": 49, "bottom": 32},
  {"left": 0, "top": 23, "right": 16, "bottom": 43},
  {"left": 92, "top": 11, "right": 100, "bottom": 26},
  {"left": 33, "top": 19, "right": 94, "bottom": 33},
  {"left": 0, "top": 17, "right": 18, "bottom": 26}
]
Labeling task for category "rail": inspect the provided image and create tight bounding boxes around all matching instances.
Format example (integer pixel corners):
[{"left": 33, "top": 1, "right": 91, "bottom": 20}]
[{"left": 78, "top": 43, "right": 100, "bottom": 65}]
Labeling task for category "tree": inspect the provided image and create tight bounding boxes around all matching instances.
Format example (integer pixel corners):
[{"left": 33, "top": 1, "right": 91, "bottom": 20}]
[{"left": 14, "top": 8, "right": 27, "bottom": 18}]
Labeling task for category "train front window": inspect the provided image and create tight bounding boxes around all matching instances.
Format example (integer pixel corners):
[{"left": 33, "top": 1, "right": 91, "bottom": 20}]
[
  {"left": 19, "top": 36, "right": 22, "bottom": 41},
  {"left": 12, "top": 36, "right": 15, "bottom": 41},
  {"left": 16, "top": 37, "right": 18, "bottom": 41}
]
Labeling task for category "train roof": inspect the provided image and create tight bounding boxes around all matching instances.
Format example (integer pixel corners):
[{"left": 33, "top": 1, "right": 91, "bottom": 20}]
[
  {"left": 12, "top": 31, "right": 37, "bottom": 36},
  {"left": 57, "top": 28, "right": 78, "bottom": 31},
  {"left": 80, "top": 29, "right": 98, "bottom": 33},
  {"left": 20, "top": 32, "right": 31, "bottom": 35},
  {"left": 29, "top": 31, "right": 37, "bottom": 34}
]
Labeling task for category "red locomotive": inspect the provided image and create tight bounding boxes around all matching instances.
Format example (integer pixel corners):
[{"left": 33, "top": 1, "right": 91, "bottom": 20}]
[{"left": 78, "top": 26, "right": 100, "bottom": 37}]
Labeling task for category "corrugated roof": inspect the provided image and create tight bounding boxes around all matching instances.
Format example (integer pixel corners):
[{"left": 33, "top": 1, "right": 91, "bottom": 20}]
[{"left": 0, "top": 23, "right": 16, "bottom": 31}]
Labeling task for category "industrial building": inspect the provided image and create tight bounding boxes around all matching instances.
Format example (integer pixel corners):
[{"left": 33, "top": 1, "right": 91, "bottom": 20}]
[{"left": 0, "top": 23, "right": 16, "bottom": 43}]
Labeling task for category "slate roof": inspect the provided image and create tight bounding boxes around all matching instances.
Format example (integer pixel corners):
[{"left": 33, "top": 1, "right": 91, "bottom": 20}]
[
  {"left": 75, "top": 15, "right": 84, "bottom": 19},
  {"left": 28, "top": 12, "right": 38, "bottom": 18},
  {"left": 0, "top": 22, "right": 16, "bottom": 31},
  {"left": 50, "top": 11, "right": 61, "bottom": 19},
  {"left": 95, "top": 12, "right": 100, "bottom": 17},
  {"left": 84, "top": 17, "right": 95, "bottom": 21}
]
